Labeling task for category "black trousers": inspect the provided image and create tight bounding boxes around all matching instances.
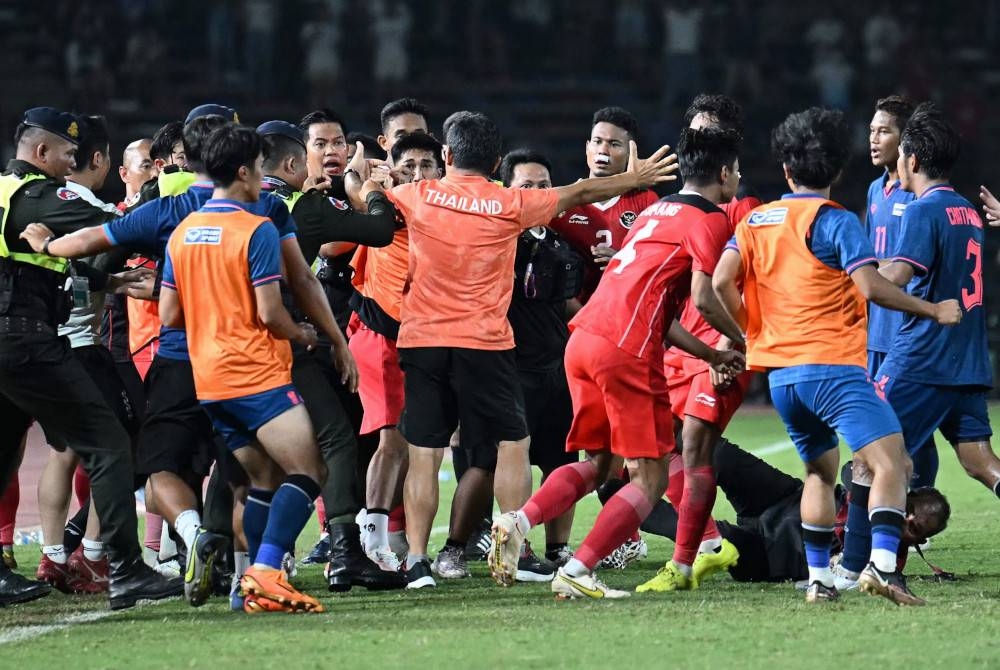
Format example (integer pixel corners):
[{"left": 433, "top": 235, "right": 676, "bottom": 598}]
[
  {"left": 0, "top": 333, "right": 138, "bottom": 559},
  {"left": 293, "top": 345, "right": 362, "bottom": 525}
]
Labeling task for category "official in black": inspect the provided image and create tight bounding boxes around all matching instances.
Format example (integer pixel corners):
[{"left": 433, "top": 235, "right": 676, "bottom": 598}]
[{"left": 0, "top": 107, "right": 181, "bottom": 608}]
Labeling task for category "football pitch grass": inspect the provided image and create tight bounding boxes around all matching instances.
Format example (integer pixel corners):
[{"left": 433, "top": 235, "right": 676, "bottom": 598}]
[{"left": 3, "top": 407, "right": 1000, "bottom": 669}]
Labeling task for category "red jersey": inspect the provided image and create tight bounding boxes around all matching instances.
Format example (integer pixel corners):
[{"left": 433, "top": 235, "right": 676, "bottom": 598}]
[
  {"left": 570, "top": 194, "right": 732, "bottom": 361},
  {"left": 549, "top": 188, "right": 659, "bottom": 301},
  {"left": 670, "top": 193, "right": 763, "bottom": 362}
]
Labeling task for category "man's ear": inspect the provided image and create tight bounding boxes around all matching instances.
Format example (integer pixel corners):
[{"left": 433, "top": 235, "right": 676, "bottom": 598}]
[
  {"left": 35, "top": 141, "right": 49, "bottom": 163},
  {"left": 377, "top": 134, "right": 389, "bottom": 152},
  {"left": 153, "top": 158, "right": 167, "bottom": 171}
]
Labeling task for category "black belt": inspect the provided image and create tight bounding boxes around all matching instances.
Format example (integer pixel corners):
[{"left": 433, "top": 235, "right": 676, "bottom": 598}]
[{"left": 0, "top": 317, "right": 55, "bottom": 335}]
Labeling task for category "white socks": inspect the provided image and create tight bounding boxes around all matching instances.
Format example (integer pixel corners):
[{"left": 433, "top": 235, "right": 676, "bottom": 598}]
[
  {"left": 870, "top": 548, "right": 897, "bottom": 573},
  {"left": 82, "top": 538, "right": 104, "bottom": 561},
  {"left": 174, "top": 509, "right": 202, "bottom": 551},
  {"left": 43, "top": 544, "right": 67, "bottom": 564},
  {"left": 364, "top": 511, "right": 389, "bottom": 553},
  {"left": 513, "top": 510, "right": 531, "bottom": 536},
  {"left": 699, "top": 537, "right": 722, "bottom": 554},
  {"left": 808, "top": 565, "right": 834, "bottom": 587}
]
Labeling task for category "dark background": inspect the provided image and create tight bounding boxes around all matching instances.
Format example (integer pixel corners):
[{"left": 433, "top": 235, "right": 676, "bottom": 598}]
[{"left": 1, "top": 0, "right": 997, "bottom": 389}]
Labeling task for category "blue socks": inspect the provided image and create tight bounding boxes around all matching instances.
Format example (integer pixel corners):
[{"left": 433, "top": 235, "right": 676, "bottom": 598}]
[
  {"left": 840, "top": 482, "right": 871, "bottom": 574},
  {"left": 802, "top": 523, "right": 835, "bottom": 586},
  {"left": 243, "top": 488, "right": 274, "bottom": 563},
  {"left": 869, "top": 507, "right": 904, "bottom": 572},
  {"left": 255, "top": 475, "right": 322, "bottom": 570}
]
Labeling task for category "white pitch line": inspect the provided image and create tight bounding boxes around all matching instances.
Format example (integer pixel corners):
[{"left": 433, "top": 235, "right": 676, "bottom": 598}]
[
  {"left": 750, "top": 439, "right": 794, "bottom": 456},
  {"left": 0, "top": 610, "right": 113, "bottom": 646}
]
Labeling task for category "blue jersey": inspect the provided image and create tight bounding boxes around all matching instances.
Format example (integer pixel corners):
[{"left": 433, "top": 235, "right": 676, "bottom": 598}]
[
  {"left": 864, "top": 174, "right": 915, "bottom": 352},
  {"left": 103, "top": 181, "right": 297, "bottom": 359},
  {"left": 880, "top": 184, "right": 991, "bottom": 388}
]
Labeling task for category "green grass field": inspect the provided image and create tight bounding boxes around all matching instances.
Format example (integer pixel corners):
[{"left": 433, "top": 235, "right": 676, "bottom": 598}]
[{"left": 3, "top": 407, "right": 1000, "bottom": 669}]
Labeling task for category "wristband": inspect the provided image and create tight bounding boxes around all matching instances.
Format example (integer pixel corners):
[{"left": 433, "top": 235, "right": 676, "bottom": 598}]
[
  {"left": 42, "top": 236, "right": 53, "bottom": 255},
  {"left": 344, "top": 168, "right": 361, "bottom": 180}
]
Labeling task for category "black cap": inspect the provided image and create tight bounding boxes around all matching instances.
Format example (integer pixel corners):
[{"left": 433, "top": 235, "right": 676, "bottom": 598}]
[
  {"left": 22, "top": 107, "right": 81, "bottom": 144},
  {"left": 184, "top": 104, "right": 239, "bottom": 125},
  {"left": 256, "top": 120, "right": 305, "bottom": 147}
]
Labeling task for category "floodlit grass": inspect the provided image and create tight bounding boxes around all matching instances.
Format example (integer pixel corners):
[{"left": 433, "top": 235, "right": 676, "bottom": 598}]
[{"left": 3, "top": 407, "right": 1000, "bottom": 669}]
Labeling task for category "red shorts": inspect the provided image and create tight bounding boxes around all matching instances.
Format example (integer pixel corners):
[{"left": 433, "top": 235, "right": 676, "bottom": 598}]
[
  {"left": 564, "top": 328, "right": 675, "bottom": 459},
  {"left": 348, "top": 318, "right": 405, "bottom": 435},
  {"left": 664, "top": 354, "right": 753, "bottom": 430}
]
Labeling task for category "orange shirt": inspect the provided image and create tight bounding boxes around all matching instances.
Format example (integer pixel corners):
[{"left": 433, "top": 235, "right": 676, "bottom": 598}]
[
  {"left": 164, "top": 200, "right": 292, "bottom": 401},
  {"left": 386, "top": 174, "right": 560, "bottom": 350},
  {"left": 351, "top": 226, "right": 410, "bottom": 321},
  {"left": 735, "top": 197, "right": 868, "bottom": 371},
  {"left": 126, "top": 256, "right": 161, "bottom": 356}
]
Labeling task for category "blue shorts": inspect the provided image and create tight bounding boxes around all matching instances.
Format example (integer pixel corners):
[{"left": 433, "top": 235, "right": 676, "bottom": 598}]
[
  {"left": 875, "top": 374, "right": 992, "bottom": 452},
  {"left": 770, "top": 368, "right": 902, "bottom": 463},
  {"left": 202, "top": 384, "right": 303, "bottom": 451}
]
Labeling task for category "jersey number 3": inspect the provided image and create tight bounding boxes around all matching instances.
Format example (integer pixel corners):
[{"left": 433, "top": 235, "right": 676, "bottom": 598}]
[
  {"left": 612, "top": 219, "right": 660, "bottom": 274},
  {"left": 962, "top": 238, "right": 983, "bottom": 310}
]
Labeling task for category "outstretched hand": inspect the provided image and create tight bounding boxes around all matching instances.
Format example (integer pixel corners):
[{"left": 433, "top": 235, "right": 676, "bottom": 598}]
[{"left": 627, "top": 141, "right": 679, "bottom": 189}]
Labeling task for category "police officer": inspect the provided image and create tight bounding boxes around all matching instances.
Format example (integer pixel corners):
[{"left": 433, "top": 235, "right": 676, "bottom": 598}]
[
  {"left": 0, "top": 107, "right": 182, "bottom": 609},
  {"left": 257, "top": 120, "right": 405, "bottom": 590}
]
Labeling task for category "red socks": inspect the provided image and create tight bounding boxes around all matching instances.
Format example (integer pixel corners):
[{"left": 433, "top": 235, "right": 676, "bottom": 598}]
[
  {"left": 522, "top": 461, "right": 597, "bottom": 527},
  {"left": 73, "top": 464, "right": 90, "bottom": 508},
  {"left": 575, "top": 483, "right": 652, "bottom": 569},
  {"left": 388, "top": 504, "right": 406, "bottom": 533},
  {"left": 673, "top": 466, "right": 717, "bottom": 567},
  {"left": 0, "top": 475, "right": 19, "bottom": 545}
]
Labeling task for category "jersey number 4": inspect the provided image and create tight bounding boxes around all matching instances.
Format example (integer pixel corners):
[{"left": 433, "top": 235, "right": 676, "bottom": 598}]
[
  {"left": 612, "top": 219, "right": 660, "bottom": 274},
  {"left": 962, "top": 239, "right": 983, "bottom": 310}
]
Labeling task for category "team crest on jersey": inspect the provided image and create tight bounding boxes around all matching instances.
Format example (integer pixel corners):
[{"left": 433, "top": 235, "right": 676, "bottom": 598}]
[
  {"left": 567, "top": 213, "right": 590, "bottom": 225},
  {"left": 56, "top": 187, "right": 80, "bottom": 201},
  {"left": 747, "top": 208, "right": 788, "bottom": 226},
  {"left": 328, "top": 197, "right": 349, "bottom": 210},
  {"left": 892, "top": 202, "right": 907, "bottom": 216},
  {"left": 183, "top": 226, "right": 223, "bottom": 245},
  {"left": 620, "top": 211, "right": 638, "bottom": 229}
]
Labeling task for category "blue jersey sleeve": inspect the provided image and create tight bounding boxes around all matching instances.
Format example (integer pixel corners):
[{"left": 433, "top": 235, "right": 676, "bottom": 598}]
[
  {"left": 809, "top": 207, "right": 877, "bottom": 274},
  {"left": 890, "top": 203, "right": 936, "bottom": 276},
  {"left": 248, "top": 222, "right": 282, "bottom": 286},
  {"left": 161, "top": 248, "right": 176, "bottom": 289},
  {"left": 258, "top": 192, "right": 298, "bottom": 240},
  {"left": 725, "top": 234, "right": 739, "bottom": 254},
  {"left": 102, "top": 198, "right": 164, "bottom": 254}
]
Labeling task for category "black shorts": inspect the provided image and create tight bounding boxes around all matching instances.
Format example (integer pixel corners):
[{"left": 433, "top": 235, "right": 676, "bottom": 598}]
[
  {"left": 521, "top": 365, "right": 578, "bottom": 470},
  {"left": 398, "top": 347, "right": 528, "bottom": 451},
  {"left": 135, "top": 355, "right": 216, "bottom": 477},
  {"left": 74, "top": 345, "right": 142, "bottom": 437}
]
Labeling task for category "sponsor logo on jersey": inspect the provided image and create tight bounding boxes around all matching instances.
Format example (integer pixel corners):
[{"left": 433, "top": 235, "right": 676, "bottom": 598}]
[
  {"left": 568, "top": 213, "right": 590, "bottom": 225},
  {"left": 56, "top": 187, "right": 80, "bottom": 201},
  {"left": 620, "top": 210, "right": 638, "bottom": 229},
  {"left": 747, "top": 208, "right": 788, "bottom": 226},
  {"left": 328, "top": 197, "right": 349, "bottom": 210},
  {"left": 694, "top": 392, "right": 717, "bottom": 408},
  {"left": 183, "top": 226, "right": 223, "bottom": 245},
  {"left": 891, "top": 202, "right": 908, "bottom": 217}
]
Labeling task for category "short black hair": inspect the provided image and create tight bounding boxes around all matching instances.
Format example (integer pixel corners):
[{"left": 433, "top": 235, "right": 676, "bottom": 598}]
[
  {"left": 380, "top": 97, "right": 430, "bottom": 133},
  {"left": 390, "top": 133, "right": 443, "bottom": 169},
  {"left": 498, "top": 148, "right": 552, "bottom": 186},
  {"left": 592, "top": 106, "right": 640, "bottom": 142},
  {"left": 347, "top": 132, "right": 387, "bottom": 161},
  {"left": 13, "top": 124, "right": 42, "bottom": 147},
  {"left": 299, "top": 108, "right": 348, "bottom": 140},
  {"left": 72, "top": 115, "right": 110, "bottom": 171},
  {"left": 899, "top": 102, "right": 961, "bottom": 180},
  {"left": 183, "top": 115, "right": 231, "bottom": 173},
  {"left": 677, "top": 127, "right": 741, "bottom": 186},
  {"left": 771, "top": 107, "right": 850, "bottom": 190},
  {"left": 261, "top": 134, "right": 306, "bottom": 173},
  {"left": 151, "top": 121, "right": 184, "bottom": 162},
  {"left": 874, "top": 95, "right": 917, "bottom": 132},
  {"left": 203, "top": 125, "right": 262, "bottom": 188},
  {"left": 683, "top": 94, "right": 745, "bottom": 134},
  {"left": 907, "top": 487, "right": 951, "bottom": 535},
  {"left": 443, "top": 111, "right": 502, "bottom": 176}
]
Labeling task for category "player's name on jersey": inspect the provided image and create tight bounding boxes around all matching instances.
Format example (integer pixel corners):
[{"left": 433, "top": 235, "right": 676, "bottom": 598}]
[
  {"left": 424, "top": 188, "right": 502, "bottom": 215},
  {"left": 945, "top": 205, "right": 982, "bottom": 228}
]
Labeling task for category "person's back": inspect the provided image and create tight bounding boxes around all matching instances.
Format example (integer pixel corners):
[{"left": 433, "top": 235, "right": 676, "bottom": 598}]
[
  {"left": 165, "top": 201, "right": 290, "bottom": 400},
  {"left": 735, "top": 195, "right": 870, "bottom": 372},
  {"left": 390, "top": 173, "right": 558, "bottom": 350},
  {"left": 573, "top": 193, "right": 731, "bottom": 361},
  {"left": 882, "top": 186, "right": 990, "bottom": 388}
]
